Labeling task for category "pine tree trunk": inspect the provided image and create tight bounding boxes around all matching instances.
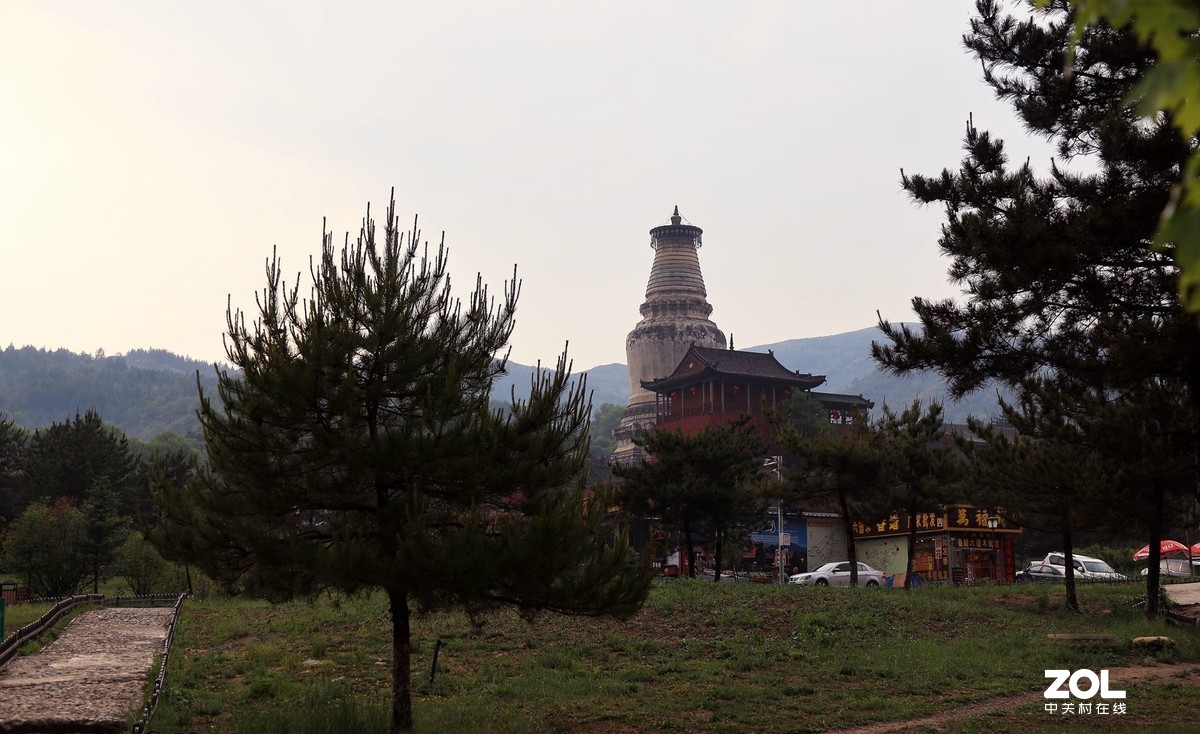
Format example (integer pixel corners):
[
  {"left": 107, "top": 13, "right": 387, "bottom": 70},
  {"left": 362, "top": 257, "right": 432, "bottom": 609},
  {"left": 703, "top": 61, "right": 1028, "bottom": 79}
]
[
  {"left": 388, "top": 586, "right": 414, "bottom": 733},
  {"left": 712, "top": 527, "right": 723, "bottom": 582},
  {"left": 902, "top": 499, "right": 917, "bottom": 590},
  {"left": 1146, "top": 482, "right": 1165, "bottom": 620},
  {"left": 683, "top": 518, "right": 697, "bottom": 579},
  {"left": 1063, "top": 526, "right": 1079, "bottom": 613},
  {"left": 839, "top": 492, "right": 858, "bottom": 586}
]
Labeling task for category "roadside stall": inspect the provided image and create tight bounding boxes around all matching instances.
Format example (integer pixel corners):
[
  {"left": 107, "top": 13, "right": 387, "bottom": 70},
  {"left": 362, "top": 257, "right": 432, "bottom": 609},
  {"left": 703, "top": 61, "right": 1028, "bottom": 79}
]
[{"left": 852, "top": 505, "right": 1020, "bottom": 586}]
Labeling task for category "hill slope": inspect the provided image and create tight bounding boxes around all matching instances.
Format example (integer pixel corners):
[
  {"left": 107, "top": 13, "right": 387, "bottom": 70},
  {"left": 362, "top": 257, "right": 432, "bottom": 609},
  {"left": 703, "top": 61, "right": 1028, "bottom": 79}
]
[
  {"left": 0, "top": 346, "right": 219, "bottom": 439},
  {"left": 752, "top": 326, "right": 1008, "bottom": 422},
  {"left": 491, "top": 326, "right": 1008, "bottom": 423},
  {"left": 0, "top": 327, "right": 1005, "bottom": 440}
]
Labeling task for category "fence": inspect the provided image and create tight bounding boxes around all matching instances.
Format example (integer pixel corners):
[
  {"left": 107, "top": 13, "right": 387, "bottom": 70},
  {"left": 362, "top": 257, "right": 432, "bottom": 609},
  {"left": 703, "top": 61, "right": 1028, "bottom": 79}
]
[
  {"left": 130, "top": 592, "right": 187, "bottom": 734},
  {"left": 0, "top": 594, "right": 103, "bottom": 672}
]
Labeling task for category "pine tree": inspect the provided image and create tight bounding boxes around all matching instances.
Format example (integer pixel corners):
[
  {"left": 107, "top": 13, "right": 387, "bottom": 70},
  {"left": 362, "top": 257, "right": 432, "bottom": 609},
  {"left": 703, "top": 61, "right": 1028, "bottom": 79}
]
[
  {"left": 79, "top": 479, "right": 130, "bottom": 594},
  {"left": 1075, "top": 380, "right": 1194, "bottom": 617},
  {"left": 150, "top": 196, "right": 649, "bottom": 733},
  {"left": 615, "top": 416, "right": 766, "bottom": 581},
  {"left": 20, "top": 409, "right": 139, "bottom": 516},
  {"left": 967, "top": 380, "right": 1111, "bottom": 611},
  {"left": 874, "top": 0, "right": 1196, "bottom": 398},
  {"left": 775, "top": 410, "right": 889, "bottom": 587},
  {"left": 0, "top": 413, "right": 27, "bottom": 524},
  {"left": 878, "top": 402, "right": 964, "bottom": 590},
  {"left": 871, "top": 1, "right": 1199, "bottom": 605}
]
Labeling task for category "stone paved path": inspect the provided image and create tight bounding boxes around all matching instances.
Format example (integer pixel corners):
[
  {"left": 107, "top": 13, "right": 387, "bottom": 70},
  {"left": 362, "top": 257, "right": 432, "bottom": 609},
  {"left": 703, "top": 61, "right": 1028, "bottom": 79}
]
[
  {"left": 0, "top": 607, "right": 174, "bottom": 734},
  {"left": 1165, "top": 580, "right": 1200, "bottom": 606}
]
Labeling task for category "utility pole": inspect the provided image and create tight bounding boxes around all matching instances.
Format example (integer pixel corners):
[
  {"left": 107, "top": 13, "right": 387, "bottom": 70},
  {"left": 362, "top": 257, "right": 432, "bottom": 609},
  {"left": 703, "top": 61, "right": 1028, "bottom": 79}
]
[{"left": 765, "top": 456, "right": 785, "bottom": 583}]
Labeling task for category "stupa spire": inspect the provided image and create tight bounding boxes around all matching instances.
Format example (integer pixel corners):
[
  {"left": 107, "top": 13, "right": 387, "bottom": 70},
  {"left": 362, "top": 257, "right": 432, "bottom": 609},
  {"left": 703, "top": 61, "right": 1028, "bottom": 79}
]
[{"left": 611, "top": 207, "right": 726, "bottom": 464}]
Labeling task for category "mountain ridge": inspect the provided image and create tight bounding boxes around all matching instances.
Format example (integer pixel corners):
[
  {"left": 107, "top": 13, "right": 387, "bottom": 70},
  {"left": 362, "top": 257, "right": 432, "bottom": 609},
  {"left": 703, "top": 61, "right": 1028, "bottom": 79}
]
[
  {"left": 495, "top": 325, "right": 1008, "bottom": 423},
  {"left": 0, "top": 326, "right": 1005, "bottom": 439}
]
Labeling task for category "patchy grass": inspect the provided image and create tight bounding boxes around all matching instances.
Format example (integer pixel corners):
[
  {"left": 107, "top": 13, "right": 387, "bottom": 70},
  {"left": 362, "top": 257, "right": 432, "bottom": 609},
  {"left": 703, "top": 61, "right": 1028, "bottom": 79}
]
[
  {"left": 2, "top": 601, "right": 54, "bottom": 634},
  {"left": 148, "top": 581, "right": 1200, "bottom": 733}
]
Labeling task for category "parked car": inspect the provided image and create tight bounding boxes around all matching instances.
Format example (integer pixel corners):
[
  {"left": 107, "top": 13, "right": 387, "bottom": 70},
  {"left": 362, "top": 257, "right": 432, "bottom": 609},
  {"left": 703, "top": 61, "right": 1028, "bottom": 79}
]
[
  {"left": 789, "top": 562, "right": 887, "bottom": 587},
  {"left": 1015, "top": 562, "right": 1066, "bottom": 583},
  {"left": 1140, "top": 558, "right": 1200, "bottom": 578},
  {"left": 1040, "top": 552, "right": 1129, "bottom": 582}
]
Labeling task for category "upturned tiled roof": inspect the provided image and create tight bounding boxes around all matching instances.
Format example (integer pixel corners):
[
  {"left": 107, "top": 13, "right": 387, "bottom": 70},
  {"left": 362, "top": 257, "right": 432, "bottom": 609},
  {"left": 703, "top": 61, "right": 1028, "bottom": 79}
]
[
  {"left": 688, "top": 346, "right": 824, "bottom": 383},
  {"left": 810, "top": 391, "right": 875, "bottom": 409},
  {"left": 642, "top": 345, "right": 826, "bottom": 391}
]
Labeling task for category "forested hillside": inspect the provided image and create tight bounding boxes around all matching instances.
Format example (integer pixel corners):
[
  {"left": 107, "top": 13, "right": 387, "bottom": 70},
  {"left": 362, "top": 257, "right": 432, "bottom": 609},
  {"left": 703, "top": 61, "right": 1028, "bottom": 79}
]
[
  {"left": 0, "top": 326, "right": 1004, "bottom": 443},
  {"left": 0, "top": 346, "right": 219, "bottom": 439}
]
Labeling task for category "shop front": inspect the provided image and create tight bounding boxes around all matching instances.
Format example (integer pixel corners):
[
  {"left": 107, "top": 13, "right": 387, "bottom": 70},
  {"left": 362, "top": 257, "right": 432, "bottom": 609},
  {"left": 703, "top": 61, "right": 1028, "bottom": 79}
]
[{"left": 853, "top": 505, "right": 1020, "bottom": 586}]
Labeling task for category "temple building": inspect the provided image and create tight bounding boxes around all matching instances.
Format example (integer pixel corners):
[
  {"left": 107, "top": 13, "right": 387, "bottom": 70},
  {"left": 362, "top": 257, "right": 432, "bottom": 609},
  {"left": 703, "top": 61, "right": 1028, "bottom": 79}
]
[
  {"left": 611, "top": 207, "right": 726, "bottom": 464},
  {"left": 642, "top": 344, "right": 874, "bottom": 442},
  {"left": 611, "top": 207, "right": 875, "bottom": 577}
]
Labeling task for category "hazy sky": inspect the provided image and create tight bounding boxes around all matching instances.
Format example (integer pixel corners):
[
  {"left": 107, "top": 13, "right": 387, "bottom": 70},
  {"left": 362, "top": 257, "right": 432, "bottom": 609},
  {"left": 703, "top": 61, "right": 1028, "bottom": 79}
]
[{"left": 2, "top": 1, "right": 1058, "bottom": 372}]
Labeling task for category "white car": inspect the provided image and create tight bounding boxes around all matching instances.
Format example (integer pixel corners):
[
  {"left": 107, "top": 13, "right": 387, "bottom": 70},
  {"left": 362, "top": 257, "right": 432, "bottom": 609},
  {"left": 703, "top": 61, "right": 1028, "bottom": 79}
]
[
  {"left": 1041, "top": 552, "right": 1129, "bottom": 582},
  {"left": 789, "top": 562, "right": 887, "bottom": 588}
]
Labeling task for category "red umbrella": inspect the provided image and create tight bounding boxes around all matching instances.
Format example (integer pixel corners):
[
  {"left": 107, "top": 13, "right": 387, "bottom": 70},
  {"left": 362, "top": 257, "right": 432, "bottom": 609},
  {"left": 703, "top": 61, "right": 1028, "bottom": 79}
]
[
  {"left": 1191, "top": 542, "right": 1200, "bottom": 557},
  {"left": 1133, "top": 540, "right": 1188, "bottom": 560}
]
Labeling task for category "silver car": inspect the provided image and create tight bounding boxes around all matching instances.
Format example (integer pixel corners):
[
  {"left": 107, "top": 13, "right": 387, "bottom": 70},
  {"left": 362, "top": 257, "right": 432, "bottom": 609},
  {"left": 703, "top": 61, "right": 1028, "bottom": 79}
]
[{"left": 789, "top": 562, "right": 887, "bottom": 587}]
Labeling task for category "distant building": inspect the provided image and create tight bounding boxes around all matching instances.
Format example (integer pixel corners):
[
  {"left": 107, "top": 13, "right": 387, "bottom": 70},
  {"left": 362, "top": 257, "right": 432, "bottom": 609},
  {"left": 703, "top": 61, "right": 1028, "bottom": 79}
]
[
  {"left": 610, "top": 208, "right": 875, "bottom": 576},
  {"left": 641, "top": 344, "right": 873, "bottom": 443},
  {"left": 611, "top": 207, "right": 725, "bottom": 464}
]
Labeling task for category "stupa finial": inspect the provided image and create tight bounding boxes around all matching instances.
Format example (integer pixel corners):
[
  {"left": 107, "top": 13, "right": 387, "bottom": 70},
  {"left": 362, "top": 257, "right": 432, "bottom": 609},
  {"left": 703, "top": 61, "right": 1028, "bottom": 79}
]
[{"left": 671, "top": 206, "right": 681, "bottom": 225}]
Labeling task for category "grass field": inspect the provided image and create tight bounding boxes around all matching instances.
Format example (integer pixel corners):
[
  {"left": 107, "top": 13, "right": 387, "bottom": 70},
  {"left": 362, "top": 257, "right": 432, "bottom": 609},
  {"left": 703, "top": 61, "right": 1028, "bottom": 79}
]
[{"left": 143, "top": 580, "right": 1200, "bottom": 733}]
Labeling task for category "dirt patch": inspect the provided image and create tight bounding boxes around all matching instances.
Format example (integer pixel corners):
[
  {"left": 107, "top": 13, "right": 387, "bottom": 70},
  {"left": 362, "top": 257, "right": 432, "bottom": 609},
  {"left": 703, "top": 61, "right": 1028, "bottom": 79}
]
[
  {"left": 1167, "top": 603, "right": 1200, "bottom": 621},
  {"left": 828, "top": 661, "right": 1200, "bottom": 734}
]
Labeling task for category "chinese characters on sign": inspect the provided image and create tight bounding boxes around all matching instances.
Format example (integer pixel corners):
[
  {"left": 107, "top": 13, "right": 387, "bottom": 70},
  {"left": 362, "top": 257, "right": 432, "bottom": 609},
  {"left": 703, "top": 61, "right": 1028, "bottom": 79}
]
[
  {"left": 1043, "top": 703, "right": 1127, "bottom": 715},
  {"left": 851, "top": 511, "right": 946, "bottom": 538},
  {"left": 852, "top": 506, "right": 1010, "bottom": 538}
]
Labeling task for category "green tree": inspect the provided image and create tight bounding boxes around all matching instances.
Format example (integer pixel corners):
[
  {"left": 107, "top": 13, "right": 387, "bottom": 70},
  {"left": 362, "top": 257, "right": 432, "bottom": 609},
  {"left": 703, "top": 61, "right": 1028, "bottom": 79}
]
[
  {"left": 1, "top": 499, "right": 86, "bottom": 597},
  {"left": 879, "top": 402, "right": 963, "bottom": 590},
  {"left": 0, "top": 413, "right": 28, "bottom": 525},
  {"left": 1074, "top": 380, "right": 1194, "bottom": 617},
  {"left": 150, "top": 197, "right": 649, "bottom": 733},
  {"left": 615, "top": 416, "right": 766, "bottom": 581},
  {"left": 587, "top": 402, "right": 625, "bottom": 459},
  {"left": 776, "top": 410, "right": 889, "bottom": 586},
  {"left": 967, "top": 381, "right": 1111, "bottom": 611},
  {"left": 872, "top": 0, "right": 1199, "bottom": 601},
  {"left": 117, "top": 531, "right": 170, "bottom": 596},
  {"left": 79, "top": 479, "right": 130, "bottom": 594},
  {"left": 20, "top": 409, "right": 139, "bottom": 516},
  {"left": 1049, "top": 0, "right": 1200, "bottom": 308},
  {"left": 772, "top": 392, "right": 833, "bottom": 442},
  {"left": 874, "top": 0, "right": 1196, "bottom": 402}
]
